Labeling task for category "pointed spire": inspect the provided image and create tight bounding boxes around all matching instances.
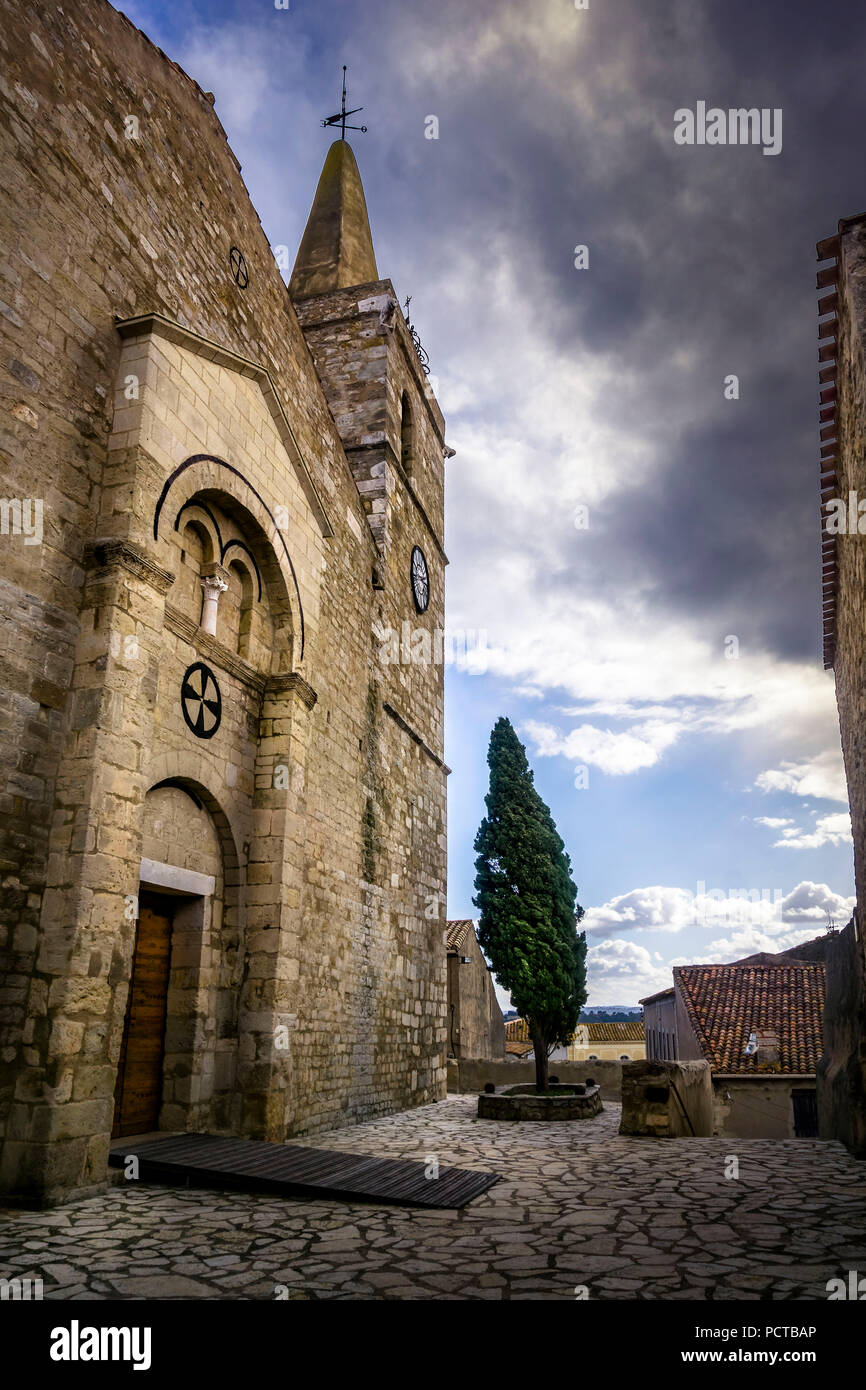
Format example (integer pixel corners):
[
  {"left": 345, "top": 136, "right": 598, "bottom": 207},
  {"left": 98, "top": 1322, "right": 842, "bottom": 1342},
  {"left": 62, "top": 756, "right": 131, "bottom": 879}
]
[{"left": 289, "top": 140, "right": 378, "bottom": 300}]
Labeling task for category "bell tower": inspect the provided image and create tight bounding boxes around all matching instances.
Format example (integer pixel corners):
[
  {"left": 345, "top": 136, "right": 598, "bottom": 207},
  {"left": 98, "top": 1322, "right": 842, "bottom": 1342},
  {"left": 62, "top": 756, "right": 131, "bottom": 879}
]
[{"left": 289, "top": 139, "right": 447, "bottom": 599}]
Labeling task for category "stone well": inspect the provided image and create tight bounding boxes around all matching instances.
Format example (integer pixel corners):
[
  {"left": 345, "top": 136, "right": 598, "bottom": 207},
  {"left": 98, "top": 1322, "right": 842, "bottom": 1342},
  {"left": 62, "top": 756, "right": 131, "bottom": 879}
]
[{"left": 477, "top": 1083, "right": 603, "bottom": 1121}]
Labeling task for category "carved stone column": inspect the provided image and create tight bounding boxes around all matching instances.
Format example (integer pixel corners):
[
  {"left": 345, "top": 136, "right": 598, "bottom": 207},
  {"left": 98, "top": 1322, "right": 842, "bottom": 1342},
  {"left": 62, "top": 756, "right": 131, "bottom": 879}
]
[{"left": 199, "top": 563, "right": 230, "bottom": 636}]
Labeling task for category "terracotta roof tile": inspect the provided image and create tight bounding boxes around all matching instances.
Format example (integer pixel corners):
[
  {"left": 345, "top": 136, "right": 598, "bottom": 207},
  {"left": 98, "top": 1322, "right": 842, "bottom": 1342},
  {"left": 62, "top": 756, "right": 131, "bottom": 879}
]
[
  {"left": 585, "top": 1021, "right": 645, "bottom": 1042},
  {"left": 674, "top": 962, "right": 825, "bottom": 1075},
  {"left": 446, "top": 920, "right": 474, "bottom": 953}
]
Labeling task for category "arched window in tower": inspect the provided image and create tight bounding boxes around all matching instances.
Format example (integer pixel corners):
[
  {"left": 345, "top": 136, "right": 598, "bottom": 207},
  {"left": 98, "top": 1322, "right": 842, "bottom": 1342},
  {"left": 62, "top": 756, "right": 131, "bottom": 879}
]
[
  {"left": 400, "top": 390, "right": 414, "bottom": 476},
  {"left": 176, "top": 517, "right": 214, "bottom": 623},
  {"left": 223, "top": 558, "right": 255, "bottom": 659}
]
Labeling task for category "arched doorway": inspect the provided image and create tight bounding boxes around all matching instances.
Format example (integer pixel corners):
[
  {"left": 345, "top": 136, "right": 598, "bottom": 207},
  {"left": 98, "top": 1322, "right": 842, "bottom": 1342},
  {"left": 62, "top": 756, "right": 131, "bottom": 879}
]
[
  {"left": 112, "top": 891, "right": 174, "bottom": 1137},
  {"left": 111, "top": 777, "right": 240, "bottom": 1138}
]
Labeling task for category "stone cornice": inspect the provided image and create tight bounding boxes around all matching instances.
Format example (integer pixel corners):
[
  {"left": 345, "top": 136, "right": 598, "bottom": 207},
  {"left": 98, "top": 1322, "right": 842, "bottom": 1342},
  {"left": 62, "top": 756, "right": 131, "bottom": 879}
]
[
  {"left": 383, "top": 701, "right": 449, "bottom": 773},
  {"left": 164, "top": 603, "right": 266, "bottom": 693},
  {"left": 84, "top": 539, "right": 175, "bottom": 594},
  {"left": 163, "top": 604, "right": 317, "bottom": 710},
  {"left": 264, "top": 672, "right": 318, "bottom": 709},
  {"left": 114, "top": 311, "right": 334, "bottom": 539}
]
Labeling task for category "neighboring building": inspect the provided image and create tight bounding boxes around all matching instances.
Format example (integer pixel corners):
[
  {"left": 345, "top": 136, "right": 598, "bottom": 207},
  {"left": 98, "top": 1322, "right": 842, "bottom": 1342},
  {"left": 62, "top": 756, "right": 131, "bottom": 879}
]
[
  {"left": 640, "top": 988, "right": 678, "bottom": 1061},
  {"left": 814, "top": 214, "right": 866, "bottom": 1158},
  {"left": 674, "top": 959, "right": 826, "bottom": 1139},
  {"left": 0, "top": 0, "right": 451, "bottom": 1204},
  {"left": 503, "top": 1015, "right": 644, "bottom": 1063},
  {"left": 567, "top": 1021, "right": 645, "bottom": 1062},
  {"left": 503, "top": 1018, "right": 536, "bottom": 1060},
  {"left": 446, "top": 921, "right": 505, "bottom": 1061}
]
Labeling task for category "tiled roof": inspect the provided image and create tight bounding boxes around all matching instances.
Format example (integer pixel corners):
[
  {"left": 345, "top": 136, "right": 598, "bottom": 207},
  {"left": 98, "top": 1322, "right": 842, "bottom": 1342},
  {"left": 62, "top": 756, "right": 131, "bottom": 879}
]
[
  {"left": 505, "top": 1041, "right": 534, "bottom": 1057},
  {"left": 585, "top": 1021, "right": 645, "bottom": 1042},
  {"left": 674, "top": 962, "right": 826, "bottom": 1075},
  {"left": 446, "top": 920, "right": 474, "bottom": 953},
  {"left": 640, "top": 988, "right": 675, "bottom": 1005}
]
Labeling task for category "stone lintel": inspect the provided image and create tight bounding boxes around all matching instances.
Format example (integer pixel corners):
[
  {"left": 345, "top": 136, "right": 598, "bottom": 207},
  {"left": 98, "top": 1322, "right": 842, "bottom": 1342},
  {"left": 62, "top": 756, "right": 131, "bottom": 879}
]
[{"left": 139, "top": 858, "right": 215, "bottom": 898}]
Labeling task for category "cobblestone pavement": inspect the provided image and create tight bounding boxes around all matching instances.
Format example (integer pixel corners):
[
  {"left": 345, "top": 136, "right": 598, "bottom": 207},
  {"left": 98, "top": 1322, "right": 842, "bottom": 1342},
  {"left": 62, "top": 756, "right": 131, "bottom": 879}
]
[{"left": 2, "top": 1096, "right": 865, "bottom": 1300}]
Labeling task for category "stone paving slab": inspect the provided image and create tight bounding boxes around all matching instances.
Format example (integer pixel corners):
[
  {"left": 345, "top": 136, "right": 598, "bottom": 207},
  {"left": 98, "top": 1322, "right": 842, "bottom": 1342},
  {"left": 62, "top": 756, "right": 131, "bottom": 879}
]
[{"left": 1, "top": 1096, "right": 865, "bottom": 1300}]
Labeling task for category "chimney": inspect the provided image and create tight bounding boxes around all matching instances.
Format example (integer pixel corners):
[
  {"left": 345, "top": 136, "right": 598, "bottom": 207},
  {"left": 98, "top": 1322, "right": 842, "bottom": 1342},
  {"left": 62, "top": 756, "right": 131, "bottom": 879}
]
[{"left": 755, "top": 1029, "right": 780, "bottom": 1066}]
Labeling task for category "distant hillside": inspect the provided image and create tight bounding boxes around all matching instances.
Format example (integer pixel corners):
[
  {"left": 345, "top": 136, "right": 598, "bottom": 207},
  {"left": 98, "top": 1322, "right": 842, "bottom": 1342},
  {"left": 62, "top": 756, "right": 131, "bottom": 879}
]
[{"left": 580, "top": 1007, "right": 643, "bottom": 1022}]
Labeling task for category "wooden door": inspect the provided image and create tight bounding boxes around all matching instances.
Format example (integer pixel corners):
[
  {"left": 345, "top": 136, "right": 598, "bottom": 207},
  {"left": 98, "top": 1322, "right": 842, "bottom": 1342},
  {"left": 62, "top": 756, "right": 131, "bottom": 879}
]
[{"left": 112, "top": 893, "right": 172, "bottom": 1138}]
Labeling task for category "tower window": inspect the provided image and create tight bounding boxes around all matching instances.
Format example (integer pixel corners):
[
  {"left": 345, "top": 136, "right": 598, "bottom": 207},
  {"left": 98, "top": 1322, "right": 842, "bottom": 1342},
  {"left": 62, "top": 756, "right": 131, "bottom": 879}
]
[{"left": 400, "top": 390, "right": 414, "bottom": 475}]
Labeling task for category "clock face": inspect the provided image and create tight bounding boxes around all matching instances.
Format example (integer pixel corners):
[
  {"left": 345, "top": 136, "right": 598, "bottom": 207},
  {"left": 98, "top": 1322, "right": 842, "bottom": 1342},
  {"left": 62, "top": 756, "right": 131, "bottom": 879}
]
[
  {"left": 181, "top": 662, "right": 222, "bottom": 739},
  {"left": 411, "top": 545, "right": 430, "bottom": 613}
]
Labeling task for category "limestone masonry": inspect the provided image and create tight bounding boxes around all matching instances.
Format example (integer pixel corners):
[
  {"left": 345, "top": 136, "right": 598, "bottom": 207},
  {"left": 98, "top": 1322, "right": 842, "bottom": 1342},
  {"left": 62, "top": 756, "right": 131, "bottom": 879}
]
[{"left": 0, "top": 0, "right": 450, "bottom": 1202}]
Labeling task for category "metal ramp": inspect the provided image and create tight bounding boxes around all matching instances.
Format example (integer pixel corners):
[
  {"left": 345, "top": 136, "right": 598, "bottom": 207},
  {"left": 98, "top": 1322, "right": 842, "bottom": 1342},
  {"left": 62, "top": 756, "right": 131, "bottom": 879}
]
[{"left": 108, "top": 1132, "right": 500, "bottom": 1208}]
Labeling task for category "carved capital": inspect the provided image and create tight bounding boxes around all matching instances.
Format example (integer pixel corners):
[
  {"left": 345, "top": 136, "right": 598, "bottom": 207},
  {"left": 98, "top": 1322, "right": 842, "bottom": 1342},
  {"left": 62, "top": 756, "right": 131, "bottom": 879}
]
[{"left": 200, "top": 572, "right": 230, "bottom": 599}]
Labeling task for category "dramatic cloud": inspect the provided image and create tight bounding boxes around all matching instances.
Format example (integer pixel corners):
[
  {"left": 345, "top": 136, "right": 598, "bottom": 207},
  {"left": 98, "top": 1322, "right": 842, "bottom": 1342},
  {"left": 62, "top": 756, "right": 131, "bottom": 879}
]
[{"left": 583, "top": 879, "right": 854, "bottom": 939}]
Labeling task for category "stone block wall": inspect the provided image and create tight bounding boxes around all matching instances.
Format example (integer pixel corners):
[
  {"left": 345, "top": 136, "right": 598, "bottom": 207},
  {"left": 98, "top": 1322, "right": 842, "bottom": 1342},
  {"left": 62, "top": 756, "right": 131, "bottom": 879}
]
[
  {"left": 818, "top": 918, "right": 866, "bottom": 1153},
  {"left": 447, "top": 927, "right": 505, "bottom": 1062},
  {"left": 449, "top": 1057, "right": 625, "bottom": 1102},
  {"left": 618, "top": 1059, "right": 713, "bottom": 1137}
]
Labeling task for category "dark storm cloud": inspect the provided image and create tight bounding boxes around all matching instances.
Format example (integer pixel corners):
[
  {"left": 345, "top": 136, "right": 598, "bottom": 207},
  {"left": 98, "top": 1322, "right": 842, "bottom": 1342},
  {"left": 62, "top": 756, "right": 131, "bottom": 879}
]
[
  {"left": 354, "top": 0, "right": 866, "bottom": 666},
  {"left": 154, "top": 0, "right": 866, "bottom": 670}
]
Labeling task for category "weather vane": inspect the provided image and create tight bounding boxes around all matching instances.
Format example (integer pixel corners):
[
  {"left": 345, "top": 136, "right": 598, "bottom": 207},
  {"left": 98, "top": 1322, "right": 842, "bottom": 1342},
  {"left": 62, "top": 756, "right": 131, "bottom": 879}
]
[{"left": 321, "top": 66, "right": 367, "bottom": 141}]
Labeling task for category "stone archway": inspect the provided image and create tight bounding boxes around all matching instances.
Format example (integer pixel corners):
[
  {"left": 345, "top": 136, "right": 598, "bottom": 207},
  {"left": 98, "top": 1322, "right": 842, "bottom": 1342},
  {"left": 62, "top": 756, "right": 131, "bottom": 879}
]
[{"left": 117, "top": 774, "right": 243, "bottom": 1136}]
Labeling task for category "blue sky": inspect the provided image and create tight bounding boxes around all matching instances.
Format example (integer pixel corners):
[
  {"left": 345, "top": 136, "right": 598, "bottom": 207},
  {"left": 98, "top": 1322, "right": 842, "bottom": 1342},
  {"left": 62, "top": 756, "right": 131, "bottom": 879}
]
[{"left": 121, "top": 0, "right": 862, "bottom": 1004}]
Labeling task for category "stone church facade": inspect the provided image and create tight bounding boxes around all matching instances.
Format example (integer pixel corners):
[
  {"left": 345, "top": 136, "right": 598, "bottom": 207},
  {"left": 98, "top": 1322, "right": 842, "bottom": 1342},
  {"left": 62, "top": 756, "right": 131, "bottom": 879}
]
[{"left": 0, "top": 0, "right": 449, "bottom": 1203}]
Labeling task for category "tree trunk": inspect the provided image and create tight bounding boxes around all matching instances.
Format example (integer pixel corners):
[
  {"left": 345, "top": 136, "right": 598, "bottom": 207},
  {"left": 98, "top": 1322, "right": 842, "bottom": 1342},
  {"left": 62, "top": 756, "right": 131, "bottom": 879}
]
[{"left": 532, "top": 1032, "right": 548, "bottom": 1092}]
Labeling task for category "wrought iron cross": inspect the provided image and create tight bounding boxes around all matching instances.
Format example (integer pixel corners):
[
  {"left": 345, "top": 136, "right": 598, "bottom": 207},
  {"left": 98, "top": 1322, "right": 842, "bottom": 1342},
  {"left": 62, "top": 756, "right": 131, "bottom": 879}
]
[{"left": 321, "top": 66, "right": 367, "bottom": 140}]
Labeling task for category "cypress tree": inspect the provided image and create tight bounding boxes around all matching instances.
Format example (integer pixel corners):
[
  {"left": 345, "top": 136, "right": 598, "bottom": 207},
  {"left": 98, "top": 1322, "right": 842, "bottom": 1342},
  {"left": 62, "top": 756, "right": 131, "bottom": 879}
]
[{"left": 473, "top": 716, "right": 587, "bottom": 1092}]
